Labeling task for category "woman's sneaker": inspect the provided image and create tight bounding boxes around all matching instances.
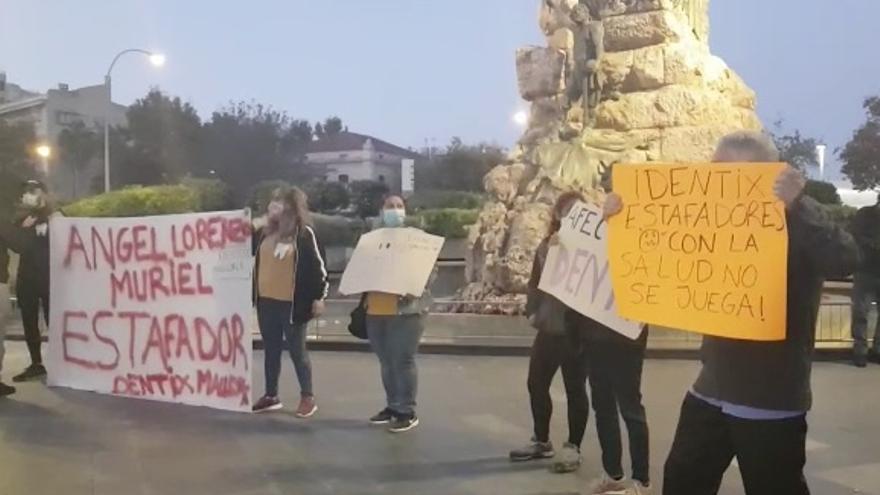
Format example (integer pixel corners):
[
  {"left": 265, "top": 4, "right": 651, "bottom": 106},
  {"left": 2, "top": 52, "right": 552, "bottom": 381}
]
[
  {"left": 370, "top": 408, "right": 395, "bottom": 425},
  {"left": 591, "top": 474, "right": 628, "bottom": 494},
  {"left": 509, "top": 438, "right": 555, "bottom": 462},
  {"left": 551, "top": 443, "right": 581, "bottom": 473},
  {"left": 388, "top": 413, "right": 420, "bottom": 433},
  {"left": 295, "top": 396, "right": 318, "bottom": 418},
  {"left": 252, "top": 395, "right": 283, "bottom": 413}
]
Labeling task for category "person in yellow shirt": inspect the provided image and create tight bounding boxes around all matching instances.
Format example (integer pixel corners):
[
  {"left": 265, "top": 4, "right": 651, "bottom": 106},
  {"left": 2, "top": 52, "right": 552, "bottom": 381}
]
[
  {"left": 251, "top": 187, "right": 328, "bottom": 417},
  {"left": 366, "top": 195, "right": 433, "bottom": 433}
]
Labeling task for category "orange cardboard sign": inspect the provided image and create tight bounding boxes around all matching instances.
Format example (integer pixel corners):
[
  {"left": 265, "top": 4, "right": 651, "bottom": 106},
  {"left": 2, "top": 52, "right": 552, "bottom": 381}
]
[{"left": 609, "top": 163, "right": 789, "bottom": 341}]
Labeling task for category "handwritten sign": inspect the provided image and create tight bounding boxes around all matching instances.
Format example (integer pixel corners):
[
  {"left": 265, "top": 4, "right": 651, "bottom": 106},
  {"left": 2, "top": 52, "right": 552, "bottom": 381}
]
[
  {"left": 609, "top": 163, "right": 788, "bottom": 341},
  {"left": 339, "top": 228, "right": 444, "bottom": 297},
  {"left": 47, "top": 211, "right": 254, "bottom": 412},
  {"left": 539, "top": 201, "right": 643, "bottom": 339}
]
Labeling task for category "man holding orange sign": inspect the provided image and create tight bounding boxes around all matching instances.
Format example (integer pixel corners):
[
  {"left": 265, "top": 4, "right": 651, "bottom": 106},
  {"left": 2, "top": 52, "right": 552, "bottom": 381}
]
[{"left": 605, "top": 132, "right": 858, "bottom": 494}]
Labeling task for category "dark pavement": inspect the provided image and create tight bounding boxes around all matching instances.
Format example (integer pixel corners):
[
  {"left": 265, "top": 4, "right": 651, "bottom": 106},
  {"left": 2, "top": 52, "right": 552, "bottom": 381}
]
[{"left": 1, "top": 341, "right": 878, "bottom": 495}]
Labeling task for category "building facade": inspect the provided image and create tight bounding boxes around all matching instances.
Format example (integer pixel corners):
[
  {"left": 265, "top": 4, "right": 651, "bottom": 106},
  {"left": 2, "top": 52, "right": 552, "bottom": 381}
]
[
  {"left": 304, "top": 132, "right": 421, "bottom": 194},
  {"left": 0, "top": 72, "right": 128, "bottom": 199}
]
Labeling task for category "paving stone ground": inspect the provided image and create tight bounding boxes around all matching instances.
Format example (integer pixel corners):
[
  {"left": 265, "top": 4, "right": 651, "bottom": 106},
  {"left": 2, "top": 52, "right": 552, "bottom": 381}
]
[{"left": 1, "top": 342, "right": 878, "bottom": 495}]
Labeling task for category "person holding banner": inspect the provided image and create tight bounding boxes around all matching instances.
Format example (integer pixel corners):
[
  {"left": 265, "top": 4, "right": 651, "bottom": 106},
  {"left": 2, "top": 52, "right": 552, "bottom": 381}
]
[
  {"left": 365, "top": 195, "right": 433, "bottom": 434},
  {"left": 6, "top": 180, "right": 54, "bottom": 383},
  {"left": 575, "top": 317, "right": 650, "bottom": 494},
  {"left": 606, "top": 132, "right": 859, "bottom": 494},
  {"left": 251, "top": 187, "right": 329, "bottom": 417},
  {"left": 509, "top": 191, "right": 590, "bottom": 473}
]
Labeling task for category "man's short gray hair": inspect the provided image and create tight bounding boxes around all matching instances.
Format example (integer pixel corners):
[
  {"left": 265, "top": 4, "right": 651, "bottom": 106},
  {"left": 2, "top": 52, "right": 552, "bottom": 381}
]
[{"left": 713, "top": 131, "right": 780, "bottom": 163}]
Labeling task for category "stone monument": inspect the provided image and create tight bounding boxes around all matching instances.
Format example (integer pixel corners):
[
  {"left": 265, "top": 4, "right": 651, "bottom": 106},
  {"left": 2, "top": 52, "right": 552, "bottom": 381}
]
[{"left": 462, "top": 0, "right": 762, "bottom": 309}]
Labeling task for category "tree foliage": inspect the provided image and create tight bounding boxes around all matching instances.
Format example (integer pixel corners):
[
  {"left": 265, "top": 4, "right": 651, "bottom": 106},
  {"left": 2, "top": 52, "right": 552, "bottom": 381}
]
[
  {"left": 416, "top": 138, "right": 505, "bottom": 192},
  {"left": 841, "top": 96, "right": 880, "bottom": 191},
  {"left": 58, "top": 121, "right": 101, "bottom": 198},
  {"left": 120, "top": 89, "right": 202, "bottom": 185},
  {"left": 350, "top": 180, "right": 389, "bottom": 218},
  {"left": 803, "top": 180, "right": 841, "bottom": 205},
  {"left": 771, "top": 121, "right": 820, "bottom": 172},
  {"left": 0, "top": 120, "right": 37, "bottom": 220},
  {"left": 304, "top": 180, "right": 350, "bottom": 213},
  {"left": 200, "top": 101, "right": 310, "bottom": 202}
]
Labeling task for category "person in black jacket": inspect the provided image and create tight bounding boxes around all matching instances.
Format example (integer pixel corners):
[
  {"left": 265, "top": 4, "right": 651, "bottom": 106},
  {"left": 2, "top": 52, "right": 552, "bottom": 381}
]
[
  {"left": 0, "top": 231, "right": 14, "bottom": 396},
  {"left": 607, "top": 132, "right": 858, "bottom": 495},
  {"left": 509, "top": 191, "right": 590, "bottom": 474},
  {"left": 8, "top": 180, "right": 53, "bottom": 383},
  {"left": 849, "top": 198, "right": 880, "bottom": 367},
  {"left": 251, "top": 187, "right": 329, "bottom": 417}
]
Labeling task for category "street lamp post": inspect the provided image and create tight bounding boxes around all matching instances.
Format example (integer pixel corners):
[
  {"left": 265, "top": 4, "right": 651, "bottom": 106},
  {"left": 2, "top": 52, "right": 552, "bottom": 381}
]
[
  {"left": 815, "top": 144, "right": 827, "bottom": 182},
  {"left": 104, "top": 49, "right": 165, "bottom": 193}
]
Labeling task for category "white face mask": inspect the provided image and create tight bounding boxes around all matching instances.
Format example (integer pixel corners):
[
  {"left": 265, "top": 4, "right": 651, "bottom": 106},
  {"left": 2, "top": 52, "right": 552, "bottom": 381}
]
[{"left": 21, "top": 192, "right": 42, "bottom": 208}]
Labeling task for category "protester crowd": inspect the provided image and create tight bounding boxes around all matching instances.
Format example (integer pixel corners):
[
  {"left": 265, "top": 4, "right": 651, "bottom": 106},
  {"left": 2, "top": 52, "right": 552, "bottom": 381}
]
[{"left": 1, "top": 131, "right": 876, "bottom": 494}]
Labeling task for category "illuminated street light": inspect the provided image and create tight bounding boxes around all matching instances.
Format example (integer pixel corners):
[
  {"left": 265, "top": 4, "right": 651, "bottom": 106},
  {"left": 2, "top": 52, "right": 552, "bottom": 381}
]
[
  {"left": 35, "top": 144, "right": 52, "bottom": 159},
  {"left": 149, "top": 53, "right": 166, "bottom": 67}
]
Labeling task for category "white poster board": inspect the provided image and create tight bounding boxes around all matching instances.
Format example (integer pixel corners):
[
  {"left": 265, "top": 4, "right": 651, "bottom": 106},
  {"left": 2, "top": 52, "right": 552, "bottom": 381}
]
[
  {"left": 48, "top": 211, "right": 254, "bottom": 412},
  {"left": 339, "top": 228, "right": 443, "bottom": 297},
  {"left": 539, "top": 201, "right": 642, "bottom": 340}
]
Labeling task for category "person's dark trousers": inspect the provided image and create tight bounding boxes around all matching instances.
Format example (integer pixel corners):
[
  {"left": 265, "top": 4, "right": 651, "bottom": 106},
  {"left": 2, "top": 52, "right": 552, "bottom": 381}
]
[
  {"left": 256, "top": 298, "right": 313, "bottom": 398},
  {"left": 663, "top": 394, "right": 810, "bottom": 495},
  {"left": 17, "top": 286, "right": 48, "bottom": 366},
  {"left": 527, "top": 330, "right": 589, "bottom": 447},
  {"left": 851, "top": 272, "right": 880, "bottom": 358},
  {"left": 586, "top": 334, "right": 650, "bottom": 484},
  {"left": 367, "top": 314, "right": 425, "bottom": 416}
]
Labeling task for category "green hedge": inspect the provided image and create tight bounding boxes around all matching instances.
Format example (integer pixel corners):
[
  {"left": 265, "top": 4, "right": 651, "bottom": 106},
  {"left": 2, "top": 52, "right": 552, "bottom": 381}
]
[
  {"left": 313, "top": 213, "right": 367, "bottom": 247},
  {"left": 407, "top": 190, "right": 485, "bottom": 211},
  {"left": 409, "top": 208, "right": 479, "bottom": 239},
  {"left": 181, "top": 177, "right": 234, "bottom": 211},
  {"left": 63, "top": 185, "right": 201, "bottom": 217}
]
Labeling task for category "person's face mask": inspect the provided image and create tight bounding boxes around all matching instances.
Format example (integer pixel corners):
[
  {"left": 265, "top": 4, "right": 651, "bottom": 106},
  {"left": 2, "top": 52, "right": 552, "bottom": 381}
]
[
  {"left": 382, "top": 208, "right": 406, "bottom": 228},
  {"left": 21, "top": 192, "right": 42, "bottom": 208},
  {"left": 267, "top": 201, "right": 285, "bottom": 220}
]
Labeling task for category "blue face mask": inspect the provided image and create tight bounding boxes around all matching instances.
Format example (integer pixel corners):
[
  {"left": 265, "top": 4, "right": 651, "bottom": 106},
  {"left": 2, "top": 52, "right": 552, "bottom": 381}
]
[{"left": 382, "top": 208, "right": 406, "bottom": 228}]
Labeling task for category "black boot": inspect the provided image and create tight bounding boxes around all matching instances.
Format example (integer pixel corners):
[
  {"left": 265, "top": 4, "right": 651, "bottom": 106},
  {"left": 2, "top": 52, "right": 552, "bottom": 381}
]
[
  {"left": 0, "top": 382, "right": 15, "bottom": 397},
  {"left": 12, "top": 364, "right": 47, "bottom": 382}
]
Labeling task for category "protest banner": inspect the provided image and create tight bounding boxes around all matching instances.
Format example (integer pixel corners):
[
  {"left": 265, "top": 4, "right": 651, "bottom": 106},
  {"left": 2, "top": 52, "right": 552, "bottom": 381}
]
[
  {"left": 47, "top": 211, "right": 254, "bottom": 412},
  {"left": 539, "top": 201, "right": 643, "bottom": 339},
  {"left": 609, "top": 163, "right": 788, "bottom": 341},
  {"left": 339, "top": 228, "right": 444, "bottom": 297}
]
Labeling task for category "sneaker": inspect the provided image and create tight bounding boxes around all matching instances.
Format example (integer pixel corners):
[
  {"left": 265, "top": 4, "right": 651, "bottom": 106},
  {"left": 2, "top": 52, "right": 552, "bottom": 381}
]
[
  {"left": 854, "top": 354, "right": 868, "bottom": 368},
  {"left": 252, "top": 395, "right": 283, "bottom": 413},
  {"left": 626, "top": 481, "right": 653, "bottom": 495},
  {"left": 388, "top": 413, "right": 420, "bottom": 433},
  {"left": 12, "top": 364, "right": 46, "bottom": 383},
  {"left": 551, "top": 442, "right": 581, "bottom": 473},
  {"left": 0, "top": 382, "right": 15, "bottom": 397},
  {"left": 370, "top": 408, "right": 395, "bottom": 425},
  {"left": 295, "top": 396, "right": 318, "bottom": 418},
  {"left": 591, "top": 474, "right": 628, "bottom": 495},
  {"left": 509, "top": 438, "right": 555, "bottom": 462}
]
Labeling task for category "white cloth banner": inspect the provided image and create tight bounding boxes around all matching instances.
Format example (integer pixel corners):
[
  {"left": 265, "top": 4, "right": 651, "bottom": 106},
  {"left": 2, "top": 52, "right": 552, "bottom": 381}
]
[
  {"left": 339, "top": 228, "right": 443, "bottom": 296},
  {"left": 47, "top": 211, "right": 254, "bottom": 412},
  {"left": 539, "top": 201, "right": 643, "bottom": 340}
]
